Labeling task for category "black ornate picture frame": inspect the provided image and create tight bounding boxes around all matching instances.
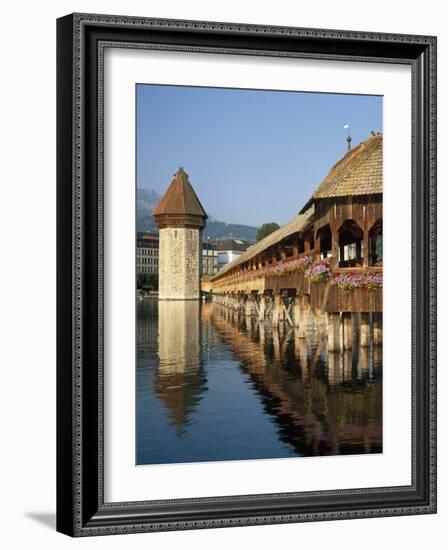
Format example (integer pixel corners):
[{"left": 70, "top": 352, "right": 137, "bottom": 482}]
[{"left": 56, "top": 13, "right": 437, "bottom": 536}]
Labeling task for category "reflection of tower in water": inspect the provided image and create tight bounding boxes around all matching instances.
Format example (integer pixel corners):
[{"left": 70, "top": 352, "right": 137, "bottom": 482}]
[{"left": 155, "top": 301, "right": 206, "bottom": 430}]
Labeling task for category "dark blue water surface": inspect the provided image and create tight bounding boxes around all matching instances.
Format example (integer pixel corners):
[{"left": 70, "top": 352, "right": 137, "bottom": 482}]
[{"left": 136, "top": 299, "right": 382, "bottom": 465}]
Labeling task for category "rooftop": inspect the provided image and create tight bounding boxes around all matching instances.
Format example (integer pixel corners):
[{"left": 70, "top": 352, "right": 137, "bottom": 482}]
[
  {"left": 300, "top": 133, "right": 382, "bottom": 212},
  {"left": 154, "top": 168, "right": 207, "bottom": 219},
  {"left": 211, "top": 207, "right": 314, "bottom": 281},
  {"left": 215, "top": 239, "right": 252, "bottom": 252}
]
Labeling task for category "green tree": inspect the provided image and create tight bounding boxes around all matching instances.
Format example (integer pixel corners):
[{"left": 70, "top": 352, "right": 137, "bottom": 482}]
[
  {"left": 137, "top": 272, "right": 158, "bottom": 291},
  {"left": 256, "top": 222, "right": 280, "bottom": 242}
]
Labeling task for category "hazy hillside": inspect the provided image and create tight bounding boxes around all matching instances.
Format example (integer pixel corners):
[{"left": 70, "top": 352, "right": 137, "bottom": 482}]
[
  {"left": 136, "top": 188, "right": 161, "bottom": 233},
  {"left": 136, "top": 188, "right": 258, "bottom": 242}
]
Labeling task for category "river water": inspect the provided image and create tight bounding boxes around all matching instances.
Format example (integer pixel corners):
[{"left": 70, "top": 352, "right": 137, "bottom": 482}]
[{"left": 136, "top": 299, "right": 382, "bottom": 465}]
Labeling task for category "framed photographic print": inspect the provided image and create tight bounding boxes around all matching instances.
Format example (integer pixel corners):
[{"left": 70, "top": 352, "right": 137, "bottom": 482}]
[{"left": 56, "top": 13, "right": 437, "bottom": 536}]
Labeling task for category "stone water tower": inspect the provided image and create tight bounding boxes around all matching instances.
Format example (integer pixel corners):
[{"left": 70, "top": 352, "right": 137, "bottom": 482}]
[{"left": 154, "top": 168, "right": 207, "bottom": 300}]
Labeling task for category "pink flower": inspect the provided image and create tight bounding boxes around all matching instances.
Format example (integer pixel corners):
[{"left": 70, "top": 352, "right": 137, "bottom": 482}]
[
  {"left": 329, "top": 271, "right": 383, "bottom": 290},
  {"left": 305, "top": 259, "right": 331, "bottom": 282}
]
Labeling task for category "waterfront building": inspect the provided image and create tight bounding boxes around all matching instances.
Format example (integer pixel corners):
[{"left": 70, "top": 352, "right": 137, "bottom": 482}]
[
  {"left": 216, "top": 239, "right": 251, "bottom": 268},
  {"left": 202, "top": 241, "right": 219, "bottom": 276},
  {"left": 136, "top": 232, "right": 159, "bottom": 274},
  {"left": 154, "top": 168, "right": 207, "bottom": 300}
]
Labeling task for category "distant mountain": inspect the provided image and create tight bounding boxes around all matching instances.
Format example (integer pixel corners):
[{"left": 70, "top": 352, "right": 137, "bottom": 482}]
[
  {"left": 136, "top": 188, "right": 161, "bottom": 233},
  {"left": 202, "top": 220, "right": 258, "bottom": 242},
  {"left": 136, "top": 188, "right": 259, "bottom": 242}
]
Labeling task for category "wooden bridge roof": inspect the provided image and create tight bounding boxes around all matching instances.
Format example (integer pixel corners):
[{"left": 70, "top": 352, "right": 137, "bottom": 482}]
[
  {"left": 211, "top": 206, "right": 314, "bottom": 281},
  {"left": 300, "top": 133, "right": 382, "bottom": 213}
]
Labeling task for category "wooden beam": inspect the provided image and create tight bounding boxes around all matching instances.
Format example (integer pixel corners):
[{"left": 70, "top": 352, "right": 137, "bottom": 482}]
[
  {"left": 304, "top": 238, "right": 311, "bottom": 254},
  {"left": 272, "top": 294, "right": 282, "bottom": 327},
  {"left": 315, "top": 230, "right": 321, "bottom": 258},
  {"left": 292, "top": 241, "right": 299, "bottom": 257},
  {"left": 282, "top": 301, "right": 293, "bottom": 326},
  {"left": 331, "top": 226, "right": 339, "bottom": 268},
  {"left": 363, "top": 229, "right": 369, "bottom": 267}
]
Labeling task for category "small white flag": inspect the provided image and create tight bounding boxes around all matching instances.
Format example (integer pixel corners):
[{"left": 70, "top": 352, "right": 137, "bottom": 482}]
[{"left": 343, "top": 123, "right": 349, "bottom": 129}]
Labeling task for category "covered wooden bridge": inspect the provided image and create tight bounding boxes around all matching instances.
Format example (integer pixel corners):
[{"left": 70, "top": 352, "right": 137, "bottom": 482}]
[{"left": 209, "top": 133, "right": 383, "bottom": 351}]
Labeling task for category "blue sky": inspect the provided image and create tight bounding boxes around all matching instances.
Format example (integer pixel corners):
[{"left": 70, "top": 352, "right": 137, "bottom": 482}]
[{"left": 137, "top": 85, "right": 382, "bottom": 227}]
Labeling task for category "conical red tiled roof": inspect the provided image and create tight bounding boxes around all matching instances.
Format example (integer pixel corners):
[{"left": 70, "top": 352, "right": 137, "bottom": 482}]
[{"left": 154, "top": 168, "right": 207, "bottom": 218}]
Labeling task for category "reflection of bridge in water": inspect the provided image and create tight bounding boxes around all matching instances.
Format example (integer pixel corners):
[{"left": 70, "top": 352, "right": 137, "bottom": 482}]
[
  {"left": 209, "top": 302, "right": 382, "bottom": 456},
  {"left": 137, "top": 300, "right": 382, "bottom": 463}
]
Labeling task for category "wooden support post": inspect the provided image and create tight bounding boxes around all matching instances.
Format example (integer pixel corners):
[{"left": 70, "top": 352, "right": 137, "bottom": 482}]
[
  {"left": 363, "top": 229, "right": 369, "bottom": 267},
  {"left": 315, "top": 230, "right": 321, "bottom": 259},
  {"left": 360, "top": 312, "right": 370, "bottom": 347},
  {"left": 327, "top": 312, "right": 341, "bottom": 352},
  {"left": 292, "top": 241, "right": 299, "bottom": 258},
  {"left": 258, "top": 294, "right": 266, "bottom": 321},
  {"left": 331, "top": 226, "right": 339, "bottom": 268},
  {"left": 283, "top": 299, "right": 293, "bottom": 326},
  {"left": 304, "top": 238, "right": 311, "bottom": 254},
  {"left": 373, "top": 312, "right": 383, "bottom": 345},
  {"left": 342, "top": 313, "right": 353, "bottom": 350},
  {"left": 272, "top": 294, "right": 281, "bottom": 327}
]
